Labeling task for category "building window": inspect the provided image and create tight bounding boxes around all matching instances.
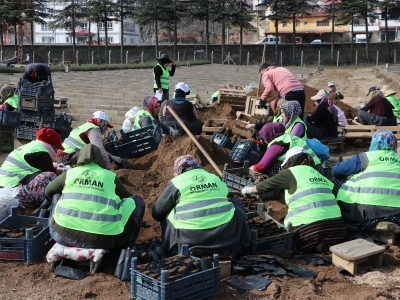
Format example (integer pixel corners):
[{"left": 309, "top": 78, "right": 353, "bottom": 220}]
[
  {"left": 282, "top": 21, "right": 287, "bottom": 27},
  {"left": 99, "top": 21, "right": 113, "bottom": 31},
  {"left": 41, "top": 23, "right": 49, "bottom": 31},
  {"left": 317, "top": 20, "right": 329, "bottom": 26},
  {"left": 295, "top": 21, "right": 300, "bottom": 27},
  {"left": 100, "top": 36, "right": 113, "bottom": 43},
  {"left": 66, "top": 37, "right": 70, "bottom": 43},
  {"left": 304, "top": 21, "right": 308, "bottom": 25},
  {"left": 81, "top": 22, "right": 88, "bottom": 30},
  {"left": 42, "top": 36, "right": 54, "bottom": 43}
]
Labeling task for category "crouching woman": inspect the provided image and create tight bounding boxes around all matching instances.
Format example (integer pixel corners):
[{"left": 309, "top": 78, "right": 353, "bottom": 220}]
[{"left": 45, "top": 144, "right": 145, "bottom": 249}]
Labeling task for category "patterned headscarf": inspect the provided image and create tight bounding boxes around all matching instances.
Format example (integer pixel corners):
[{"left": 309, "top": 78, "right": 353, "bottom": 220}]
[
  {"left": 258, "top": 122, "right": 285, "bottom": 144},
  {"left": 280, "top": 101, "right": 302, "bottom": 129},
  {"left": 173, "top": 155, "right": 200, "bottom": 177},
  {"left": 0, "top": 84, "right": 16, "bottom": 102},
  {"left": 369, "top": 130, "right": 397, "bottom": 152},
  {"left": 143, "top": 96, "right": 160, "bottom": 118}
]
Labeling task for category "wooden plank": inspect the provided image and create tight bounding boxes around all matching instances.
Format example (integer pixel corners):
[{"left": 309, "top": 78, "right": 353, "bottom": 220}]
[
  {"left": 329, "top": 238, "right": 385, "bottom": 261},
  {"left": 345, "top": 132, "right": 374, "bottom": 138},
  {"left": 344, "top": 125, "right": 376, "bottom": 131}
]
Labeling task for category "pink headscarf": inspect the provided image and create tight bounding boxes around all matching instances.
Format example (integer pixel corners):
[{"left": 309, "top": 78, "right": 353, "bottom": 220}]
[{"left": 143, "top": 96, "right": 160, "bottom": 119}]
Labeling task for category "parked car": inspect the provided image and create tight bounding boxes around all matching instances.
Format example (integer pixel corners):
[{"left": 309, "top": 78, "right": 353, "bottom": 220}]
[
  {"left": 256, "top": 36, "right": 282, "bottom": 44},
  {"left": 310, "top": 39, "right": 322, "bottom": 44}
]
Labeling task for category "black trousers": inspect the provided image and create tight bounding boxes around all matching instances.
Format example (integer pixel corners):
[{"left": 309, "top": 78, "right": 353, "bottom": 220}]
[{"left": 283, "top": 89, "right": 306, "bottom": 115}]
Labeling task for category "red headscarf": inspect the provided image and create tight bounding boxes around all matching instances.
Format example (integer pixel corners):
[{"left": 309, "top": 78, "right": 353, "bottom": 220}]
[{"left": 143, "top": 96, "right": 160, "bottom": 119}]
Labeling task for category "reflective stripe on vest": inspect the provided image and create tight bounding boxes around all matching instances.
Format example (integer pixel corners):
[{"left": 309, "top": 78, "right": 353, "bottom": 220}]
[
  {"left": 62, "top": 122, "right": 98, "bottom": 154},
  {"left": 268, "top": 133, "right": 320, "bottom": 165},
  {"left": 54, "top": 164, "right": 135, "bottom": 235},
  {"left": 0, "top": 141, "right": 46, "bottom": 187},
  {"left": 337, "top": 150, "right": 400, "bottom": 208},
  {"left": 153, "top": 63, "right": 170, "bottom": 89},
  {"left": 284, "top": 165, "right": 340, "bottom": 227},
  {"left": 168, "top": 169, "right": 234, "bottom": 230},
  {"left": 285, "top": 117, "right": 307, "bottom": 140}
]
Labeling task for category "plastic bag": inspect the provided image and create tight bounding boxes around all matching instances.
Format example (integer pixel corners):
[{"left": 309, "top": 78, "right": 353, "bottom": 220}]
[
  {"left": 306, "top": 138, "right": 330, "bottom": 161},
  {"left": 155, "top": 90, "right": 163, "bottom": 101},
  {"left": 0, "top": 187, "right": 20, "bottom": 222}
]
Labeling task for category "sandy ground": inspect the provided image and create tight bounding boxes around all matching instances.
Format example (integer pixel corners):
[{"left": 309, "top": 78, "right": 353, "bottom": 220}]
[{"left": 1, "top": 65, "right": 400, "bottom": 299}]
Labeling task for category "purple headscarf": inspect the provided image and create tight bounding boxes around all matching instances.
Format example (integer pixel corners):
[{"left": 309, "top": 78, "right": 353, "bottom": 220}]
[{"left": 258, "top": 122, "right": 286, "bottom": 144}]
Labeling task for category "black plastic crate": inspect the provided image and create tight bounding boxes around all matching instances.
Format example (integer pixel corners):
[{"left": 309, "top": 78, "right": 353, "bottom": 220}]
[
  {"left": 211, "top": 132, "right": 234, "bottom": 150},
  {"left": 222, "top": 162, "right": 257, "bottom": 192},
  {"left": 16, "top": 122, "right": 53, "bottom": 140},
  {"left": 104, "top": 130, "right": 119, "bottom": 156},
  {"left": 0, "top": 126, "right": 15, "bottom": 152},
  {"left": 130, "top": 254, "right": 220, "bottom": 300},
  {"left": 251, "top": 229, "right": 293, "bottom": 255},
  {"left": 120, "top": 125, "right": 162, "bottom": 144},
  {"left": 17, "top": 77, "right": 54, "bottom": 98},
  {"left": 54, "top": 112, "right": 72, "bottom": 132},
  {"left": 19, "top": 93, "right": 54, "bottom": 111},
  {"left": 20, "top": 109, "right": 55, "bottom": 124},
  {"left": 116, "top": 137, "right": 158, "bottom": 159},
  {"left": 0, "top": 207, "right": 53, "bottom": 264},
  {"left": 229, "top": 139, "right": 262, "bottom": 165},
  {"left": 0, "top": 110, "right": 21, "bottom": 127}
]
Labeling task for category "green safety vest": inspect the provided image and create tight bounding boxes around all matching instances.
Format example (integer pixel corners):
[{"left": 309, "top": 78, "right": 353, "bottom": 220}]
[
  {"left": 133, "top": 110, "right": 157, "bottom": 130},
  {"left": 386, "top": 95, "right": 400, "bottom": 118},
  {"left": 62, "top": 122, "right": 98, "bottom": 154},
  {"left": 168, "top": 168, "right": 235, "bottom": 230},
  {"left": 273, "top": 115, "right": 283, "bottom": 122},
  {"left": 5, "top": 94, "right": 19, "bottom": 109},
  {"left": 284, "top": 165, "right": 340, "bottom": 227},
  {"left": 337, "top": 150, "right": 400, "bottom": 207},
  {"left": 153, "top": 63, "right": 170, "bottom": 90},
  {"left": 53, "top": 163, "right": 135, "bottom": 235},
  {"left": 208, "top": 91, "right": 221, "bottom": 104},
  {"left": 268, "top": 133, "right": 320, "bottom": 165},
  {"left": 286, "top": 116, "right": 307, "bottom": 140},
  {"left": 0, "top": 141, "right": 47, "bottom": 187}
]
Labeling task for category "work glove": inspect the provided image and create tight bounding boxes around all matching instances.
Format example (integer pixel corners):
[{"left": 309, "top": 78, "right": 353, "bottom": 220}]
[
  {"left": 246, "top": 124, "right": 256, "bottom": 129},
  {"left": 248, "top": 166, "right": 258, "bottom": 177},
  {"left": 113, "top": 156, "right": 122, "bottom": 163},
  {"left": 337, "top": 92, "right": 344, "bottom": 100},
  {"left": 258, "top": 99, "right": 268, "bottom": 108},
  {"left": 241, "top": 186, "right": 252, "bottom": 197}
]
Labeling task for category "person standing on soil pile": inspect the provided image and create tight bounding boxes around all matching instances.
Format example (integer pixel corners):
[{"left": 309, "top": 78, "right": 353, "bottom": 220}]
[
  {"left": 334, "top": 130, "right": 400, "bottom": 233},
  {"left": 250, "top": 123, "right": 322, "bottom": 177},
  {"left": 23, "top": 63, "right": 51, "bottom": 83},
  {"left": 45, "top": 144, "right": 145, "bottom": 249},
  {"left": 381, "top": 85, "right": 400, "bottom": 122},
  {"left": 327, "top": 81, "right": 344, "bottom": 100},
  {"left": 162, "top": 83, "right": 203, "bottom": 136},
  {"left": 152, "top": 155, "right": 251, "bottom": 256},
  {"left": 153, "top": 54, "right": 176, "bottom": 102},
  {"left": 242, "top": 148, "right": 347, "bottom": 254},
  {"left": 356, "top": 86, "right": 397, "bottom": 126},
  {"left": 280, "top": 101, "right": 307, "bottom": 140},
  {"left": 55, "top": 111, "right": 122, "bottom": 170},
  {"left": 259, "top": 63, "right": 305, "bottom": 115},
  {"left": 305, "top": 90, "right": 339, "bottom": 140},
  {"left": 0, "top": 128, "right": 63, "bottom": 210}
]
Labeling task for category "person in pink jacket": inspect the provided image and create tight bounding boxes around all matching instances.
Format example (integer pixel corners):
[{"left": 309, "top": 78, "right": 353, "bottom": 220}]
[{"left": 259, "top": 63, "right": 305, "bottom": 115}]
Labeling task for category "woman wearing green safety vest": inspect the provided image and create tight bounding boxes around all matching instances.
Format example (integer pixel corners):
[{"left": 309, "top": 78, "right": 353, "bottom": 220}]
[
  {"left": 133, "top": 96, "right": 162, "bottom": 130},
  {"left": 250, "top": 123, "right": 322, "bottom": 178},
  {"left": 334, "top": 130, "right": 400, "bottom": 232},
  {"left": 153, "top": 54, "right": 176, "bottom": 102},
  {"left": 0, "top": 128, "right": 63, "bottom": 210},
  {"left": 242, "top": 147, "right": 347, "bottom": 253},
  {"left": 0, "top": 84, "right": 18, "bottom": 111},
  {"left": 56, "top": 111, "right": 122, "bottom": 170},
  {"left": 152, "top": 155, "right": 251, "bottom": 256},
  {"left": 280, "top": 101, "right": 307, "bottom": 140},
  {"left": 45, "top": 144, "right": 145, "bottom": 249}
]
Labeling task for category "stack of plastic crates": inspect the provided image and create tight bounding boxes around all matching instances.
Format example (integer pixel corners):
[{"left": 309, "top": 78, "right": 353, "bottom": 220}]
[
  {"left": 54, "top": 112, "right": 72, "bottom": 141},
  {"left": 16, "top": 77, "right": 55, "bottom": 140},
  {"left": 229, "top": 139, "right": 262, "bottom": 165}
]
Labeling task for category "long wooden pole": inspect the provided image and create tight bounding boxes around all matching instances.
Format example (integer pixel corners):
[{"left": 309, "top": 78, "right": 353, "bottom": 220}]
[
  {"left": 257, "top": 43, "right": 267, "bottom": 97},
  {"left": 166, "top": 105, "right": 223, "bottom": 177}
]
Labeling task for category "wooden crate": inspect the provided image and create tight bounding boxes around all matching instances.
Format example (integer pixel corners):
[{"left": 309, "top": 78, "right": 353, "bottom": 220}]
[
  {"left": 343, "top": 125, "right": 400, "bottom": 140},
  {"left": 232, "top": 113, "right": 258, "bottom": 138},
  {"left": 186, "top": 93, "right": 203, "bottom": 108},
  {"left": 218, "top": 89, "right": 247, "bottom": 111},
  {"left": 202, "top": 119, "right": 227, "bottom": 133},
  {"left": 245, "top": 96, "right": 269, "bottom": 116},
  {"left": 54, "top": 96, "right": 68, "bottom": 108}
]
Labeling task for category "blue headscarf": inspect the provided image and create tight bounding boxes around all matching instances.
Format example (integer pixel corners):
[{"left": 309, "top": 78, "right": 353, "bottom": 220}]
[{"left": 369, "top": 130, "right": 397, "bottom": 152}]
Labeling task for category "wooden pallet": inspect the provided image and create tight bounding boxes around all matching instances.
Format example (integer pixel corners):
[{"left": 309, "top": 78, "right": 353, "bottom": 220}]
[
  {"left": 330, "top": 239, "right": 385, "bottom": 275},
  {"left": 343, "top": 125, "right": 400, "bottom": 140},
  {"left": 218, "top": 89, "right": 247, "bottom": 111},
  {"left": 245, "top": 96, "right": 269, "bottom": 116}
]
